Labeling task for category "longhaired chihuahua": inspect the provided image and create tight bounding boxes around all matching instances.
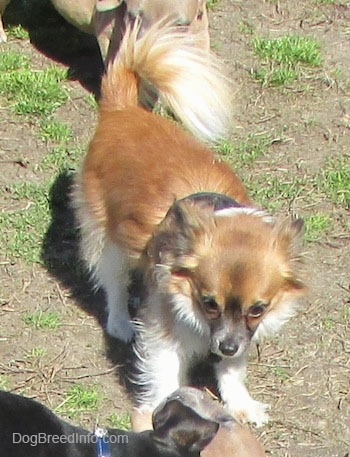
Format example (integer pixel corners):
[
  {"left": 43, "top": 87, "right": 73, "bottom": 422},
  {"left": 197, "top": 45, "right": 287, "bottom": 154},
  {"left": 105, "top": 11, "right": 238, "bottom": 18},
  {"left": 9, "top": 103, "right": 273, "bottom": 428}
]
[{"left": 74, "top": 21, "right": 306, "bottom": 427}]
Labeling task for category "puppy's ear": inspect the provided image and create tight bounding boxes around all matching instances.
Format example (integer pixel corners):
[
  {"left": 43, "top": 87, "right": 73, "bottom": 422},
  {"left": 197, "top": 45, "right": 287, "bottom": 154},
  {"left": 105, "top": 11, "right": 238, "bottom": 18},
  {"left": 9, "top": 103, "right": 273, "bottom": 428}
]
[
  {"left": 273, "top": 217, "right": 306, "bottom": 290},
  {"left": 148, "top": 202, "right": 211, "bottom": 273},
  {"left": 152, "top": 399, "right": 219, "bottom": 454}
]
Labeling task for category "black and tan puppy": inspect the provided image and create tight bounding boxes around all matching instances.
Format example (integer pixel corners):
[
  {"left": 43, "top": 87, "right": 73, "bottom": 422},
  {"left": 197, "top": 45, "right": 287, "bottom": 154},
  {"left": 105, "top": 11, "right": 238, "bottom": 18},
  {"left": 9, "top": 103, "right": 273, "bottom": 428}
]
[{"left": 0, "top": 389, "right": 219, "bottom": 457}]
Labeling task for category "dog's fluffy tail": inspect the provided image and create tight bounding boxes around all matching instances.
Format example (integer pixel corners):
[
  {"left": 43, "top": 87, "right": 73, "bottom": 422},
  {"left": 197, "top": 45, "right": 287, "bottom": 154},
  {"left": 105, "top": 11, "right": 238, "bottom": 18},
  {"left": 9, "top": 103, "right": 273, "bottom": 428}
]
[{"left": 100, "top": 21, "right": 233, "bottom": 142}]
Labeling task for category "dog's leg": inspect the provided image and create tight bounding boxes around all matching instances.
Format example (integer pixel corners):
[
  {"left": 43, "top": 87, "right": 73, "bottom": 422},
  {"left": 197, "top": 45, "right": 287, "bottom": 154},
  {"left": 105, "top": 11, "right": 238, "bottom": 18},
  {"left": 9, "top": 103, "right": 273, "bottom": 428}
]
[
  {"left": 97, "top": 242, "right": 134, "bottom": 342},
  {"left": 134, "top": 337, "right": 183, "bottom": 412},
  {"left": 214, "top": 357, "right": 270, "bottom": 427}
]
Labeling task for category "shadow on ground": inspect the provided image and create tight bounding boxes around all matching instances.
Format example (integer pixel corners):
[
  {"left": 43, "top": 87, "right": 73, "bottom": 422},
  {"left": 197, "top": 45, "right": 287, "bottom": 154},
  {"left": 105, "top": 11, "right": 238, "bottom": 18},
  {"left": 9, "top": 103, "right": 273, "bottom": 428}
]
[
  {"left": 41, "top": 171, "right": 136, "bottom": 399},
  {"left": 4, "top": 0, "right": 104, "bottom": 95}
]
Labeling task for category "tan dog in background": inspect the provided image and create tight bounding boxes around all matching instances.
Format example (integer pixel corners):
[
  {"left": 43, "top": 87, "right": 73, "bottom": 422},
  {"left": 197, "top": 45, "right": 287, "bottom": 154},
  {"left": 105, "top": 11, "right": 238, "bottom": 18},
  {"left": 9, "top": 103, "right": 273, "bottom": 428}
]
[
  {"left": 52, "top": 0, "right": 209, "bottom": 62},
  {"left": 1, "top": 0, "right": 208, "bottom": 61}
]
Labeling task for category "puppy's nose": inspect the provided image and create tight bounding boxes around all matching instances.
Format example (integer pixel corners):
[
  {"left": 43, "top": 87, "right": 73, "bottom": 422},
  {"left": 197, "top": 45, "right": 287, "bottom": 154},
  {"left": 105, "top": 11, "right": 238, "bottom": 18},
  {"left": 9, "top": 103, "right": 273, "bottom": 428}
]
[{"left": 218, "top": 341, "right": 239, "bottom": 357}]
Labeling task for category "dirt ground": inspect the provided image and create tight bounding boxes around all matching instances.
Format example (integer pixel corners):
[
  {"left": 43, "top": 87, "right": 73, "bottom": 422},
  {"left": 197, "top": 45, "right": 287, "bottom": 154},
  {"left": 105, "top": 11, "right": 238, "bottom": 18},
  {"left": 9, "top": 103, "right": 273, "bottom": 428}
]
[{"left": 0, "top": 1, "right": 349, "bottom": 456}]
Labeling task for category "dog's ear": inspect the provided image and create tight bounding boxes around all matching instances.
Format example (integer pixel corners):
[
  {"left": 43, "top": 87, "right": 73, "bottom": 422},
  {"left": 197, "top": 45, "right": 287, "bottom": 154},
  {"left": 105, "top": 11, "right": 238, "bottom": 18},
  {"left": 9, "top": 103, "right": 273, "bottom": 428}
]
[
  {"left": 152, "top": 399, "right": 219, "bottom": 454},
  {"left": 273, "top": 217, "right": 306, "bottom": 290},
  {"left": 148, "top": 201, "right": 211, "bottom": 273}
]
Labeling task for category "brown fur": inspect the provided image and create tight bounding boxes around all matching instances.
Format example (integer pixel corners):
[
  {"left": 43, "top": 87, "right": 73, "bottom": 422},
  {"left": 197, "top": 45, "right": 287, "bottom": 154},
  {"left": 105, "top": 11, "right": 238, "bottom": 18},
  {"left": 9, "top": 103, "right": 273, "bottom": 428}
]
[{"left": 82, "top": 107, "right": 251, "bottom": 258}]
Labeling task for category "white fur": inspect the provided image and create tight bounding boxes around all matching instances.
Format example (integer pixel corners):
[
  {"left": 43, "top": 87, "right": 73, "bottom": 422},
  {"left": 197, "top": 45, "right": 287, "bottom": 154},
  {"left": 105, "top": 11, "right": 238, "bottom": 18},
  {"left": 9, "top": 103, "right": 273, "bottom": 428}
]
[
  {"left": 253, "top": 299, "right": 299, "bottom": 342},
  {"left": 171, "top": 293, "right": 210, "bottom": 336},
  {"left": 214, "top": 206, "right": 275, "bottom": 224},
  {"left": 97, "top": 242, "right": 134, "bottom": 342},
  {"left": 134, "top": 292, "right": 209, "bottom": 409},
  {"left": 72, "top": 178, "right": 106, "bottom": 274},
  {"left": 215, "top": 358, "right": 270, "bottom": 427}
]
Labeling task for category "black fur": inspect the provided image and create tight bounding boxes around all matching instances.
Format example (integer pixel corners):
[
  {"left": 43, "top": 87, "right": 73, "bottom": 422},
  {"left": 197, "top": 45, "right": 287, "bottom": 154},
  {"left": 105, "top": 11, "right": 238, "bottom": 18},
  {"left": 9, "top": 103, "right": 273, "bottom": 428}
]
[{"left": 0, "top": 390, "right": 218, "bottom": 457}]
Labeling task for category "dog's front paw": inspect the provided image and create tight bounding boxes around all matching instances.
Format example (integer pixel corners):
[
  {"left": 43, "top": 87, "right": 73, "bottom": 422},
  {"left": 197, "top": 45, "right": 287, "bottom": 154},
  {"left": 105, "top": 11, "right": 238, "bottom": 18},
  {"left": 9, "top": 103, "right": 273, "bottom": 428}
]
[
  {"left": 106, "top": 316, "right": 134, "bottom": 342},
  {"left": 228, "top": 400, "right": 270, "bottom": 427}
]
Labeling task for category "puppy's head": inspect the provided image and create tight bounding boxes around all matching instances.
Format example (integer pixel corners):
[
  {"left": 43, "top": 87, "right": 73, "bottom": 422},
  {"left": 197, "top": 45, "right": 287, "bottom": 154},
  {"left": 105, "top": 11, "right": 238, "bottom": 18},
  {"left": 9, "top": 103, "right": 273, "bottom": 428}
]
[
  {"left": 145, "top": 200, "right": 306, "bottom": 358},
  {"left": 151, "top": 389, "right": 219, "bottom": 455}
]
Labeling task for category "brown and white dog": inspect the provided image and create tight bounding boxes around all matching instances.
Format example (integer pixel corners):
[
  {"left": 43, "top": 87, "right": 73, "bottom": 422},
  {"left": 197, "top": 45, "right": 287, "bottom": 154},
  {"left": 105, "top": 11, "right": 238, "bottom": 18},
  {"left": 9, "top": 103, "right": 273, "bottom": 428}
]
[{"left": 74, "top": 21, "right": 306, "bottom": 427}]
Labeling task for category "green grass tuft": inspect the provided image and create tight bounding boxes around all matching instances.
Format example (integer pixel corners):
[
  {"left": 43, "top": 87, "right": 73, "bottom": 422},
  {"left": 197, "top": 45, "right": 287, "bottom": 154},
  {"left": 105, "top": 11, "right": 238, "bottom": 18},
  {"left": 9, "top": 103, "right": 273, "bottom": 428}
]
[
  {"left": 207, "top": 0, "right": 219, "bottom": 10},
  {"left": 40, "top": 119, "right": 73, "bottom": 143},
  {"left": 246, "top": 174, "right": 308, "bottom": 212},
  {"left": 6, "top": 25, "right": 29, "bottom": 40},
  {"left": 252, "top": 35, "right": 322, "bottom": 86},
  {"left": 0, "top": 52, "right": 30, "bottom": 72},
  {"left": 253, "top": 35, "right": 322, "bottom": 67},
  {"left": 40, "top": 145, "right": 84, "bottom": 172},
  {"left": 215, "top": 134, "right": 271, "bottom": 169},
  {"left": 0, "top": 182, "right": 51, "bottom": 263},
  {"left": 23, "top": 310, "right": 61, "bottom": 330},
  {"left": 253, "top": 67, "right": 298, "bottom": 86},
  {"left": 318, "top": 157, "right": 350, "bottom": 209},
  {"left": 56, "top": 385, "right": 101, "bottom": 419},
  {"left": 304, "top": 214, "right": 332, "bottom": 242},
  {"left": 0, "top": 65, "right": 68, "bottom": 116},
  {"left": 107, "top": 413, "right": 132, "bottom": 430},
  {"left": 25, "top": 347, "right": 48, "bottom": 359},
  {"left": 0, "top": 375, "right": 11, "bottom": 390}
]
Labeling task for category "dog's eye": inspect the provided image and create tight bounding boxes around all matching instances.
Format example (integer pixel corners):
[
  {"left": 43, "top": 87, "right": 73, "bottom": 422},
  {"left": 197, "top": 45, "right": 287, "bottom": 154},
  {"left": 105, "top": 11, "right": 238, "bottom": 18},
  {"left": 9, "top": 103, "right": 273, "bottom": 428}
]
[
  {"left": 248, "top": 303, "right": 268, "bottom": 318},
  {"left": 202, "top": 296, "right": 221, "bottom": 317}
]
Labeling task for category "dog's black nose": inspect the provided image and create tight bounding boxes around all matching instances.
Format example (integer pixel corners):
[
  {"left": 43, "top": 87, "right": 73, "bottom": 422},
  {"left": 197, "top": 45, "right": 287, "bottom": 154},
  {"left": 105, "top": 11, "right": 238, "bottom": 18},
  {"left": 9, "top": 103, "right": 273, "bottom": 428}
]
[{"left": 219, "top": 341, "right": 239, "bottom": 356}]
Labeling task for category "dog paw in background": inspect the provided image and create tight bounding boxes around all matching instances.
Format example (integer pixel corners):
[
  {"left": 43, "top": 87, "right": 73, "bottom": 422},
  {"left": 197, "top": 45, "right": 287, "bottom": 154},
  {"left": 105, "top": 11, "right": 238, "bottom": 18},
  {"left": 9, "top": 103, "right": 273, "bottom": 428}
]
[{"left": 0, "top": 0, "right": 10, "bottom": 43}]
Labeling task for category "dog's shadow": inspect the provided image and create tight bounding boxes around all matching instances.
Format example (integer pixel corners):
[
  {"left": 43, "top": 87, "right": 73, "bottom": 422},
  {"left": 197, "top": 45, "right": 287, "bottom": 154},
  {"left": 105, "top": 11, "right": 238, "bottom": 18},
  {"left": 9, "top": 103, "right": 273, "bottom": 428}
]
[
  {"left": 41, "top": 171, "right": 135, "bottom": 397},
  {"left": 4, "top": 0, "right": 133, "bottom": 396},
  {"left": 4, "top": 0, "right": 104, "bottom": 95}
]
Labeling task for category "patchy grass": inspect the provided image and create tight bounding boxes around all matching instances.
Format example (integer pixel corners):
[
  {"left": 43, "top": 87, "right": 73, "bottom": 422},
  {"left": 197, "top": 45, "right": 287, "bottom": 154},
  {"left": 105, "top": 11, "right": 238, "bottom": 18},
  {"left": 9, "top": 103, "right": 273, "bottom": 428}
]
[
  {"left": 6, "top": 25, "right": 29, "bottom": 40},
  {"left": 0, "top": 55, "right": 68, "bottom": 116},
  {"left": 0, "top": 182, "right": 51, "bottom": 263},
  {"left": 318, "top": 157, "right": 350, "bottom": 209},
  {"left": 321, "top": 317, "right": 336, "bottom": 330},
  {"left": 246, "top": 174, "right": 309, "bottom": 213},
  {"left": 107, "top": 413, "right": 132, "bottom": 430},
  {"left": 216, "top": 134, "right": 271, "bottom": 169},
  {"left": 40, "top": 145, "right": 84, "bottom": 172},
  {"left": 40, "top": 119, "right": 73, "bottom": 144},
  {"left": 56, "top": 385, "right": 101, "bottom": 419},
  {"left": 0, "top": 52, "right": 83, "bottom": 265},
  {"left": 304, "top": 214, "right": 332, "bottom": 242},
  {"left": 0, "top": 375, "right": 11, "bottom": 390},
  {"left": 252, "top": 35, "right": 323, "bottom": 86},
  {"left": 23, "top": 310, "right": 62, "bottom": 330},
  {"left": 25, "top": 347, "right": 48, "bottom": 360},
  {"left": 0, "top": 52, "right": 30, "bottom": 72},
  {"left": 206, "top": 0, "right": 219, "bottom": 10}
]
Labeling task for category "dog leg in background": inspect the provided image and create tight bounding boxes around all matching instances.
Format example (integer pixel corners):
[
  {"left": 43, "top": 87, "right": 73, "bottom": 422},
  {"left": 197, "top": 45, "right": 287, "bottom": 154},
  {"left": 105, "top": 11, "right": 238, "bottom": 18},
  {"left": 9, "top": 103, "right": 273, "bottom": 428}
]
[
  {"left": 97, "top": 242, "right": 134, "bottom": 341},
  {"left": 134, "top": 339, "right": 183, "bottom": 415},
  {"left": 215, "top": 358, "right": 270, "bottom": 428},
  {"left": 0, "top": 0, "right": 10, "bottom": 42}
]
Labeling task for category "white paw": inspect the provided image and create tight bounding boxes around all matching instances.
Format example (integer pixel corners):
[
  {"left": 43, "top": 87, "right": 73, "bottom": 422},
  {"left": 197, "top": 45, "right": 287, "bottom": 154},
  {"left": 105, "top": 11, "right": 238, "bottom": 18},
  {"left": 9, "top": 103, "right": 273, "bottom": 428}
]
[
  {"left": 0, "top": 31, "right": 7, "bottom": 43},
  {"left": 106, "top": 316, "right": 134, "bottom": 342},
  {"left": 228, "top": 400, "right": 270, "bottom": 427}
]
